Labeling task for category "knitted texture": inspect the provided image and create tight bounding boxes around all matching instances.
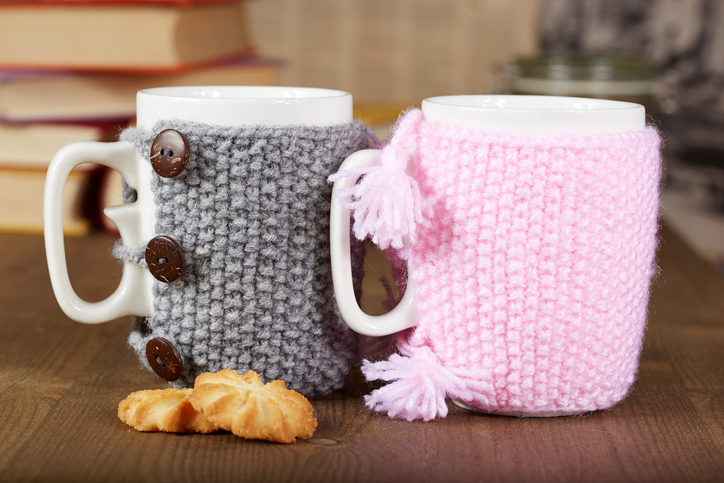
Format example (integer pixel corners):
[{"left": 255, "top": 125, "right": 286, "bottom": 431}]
[
  {"left": 336, "top": 109, "right": 662, "bottom": 420},
  {"left": 117, "top": 120, "right": 370, "bottom": 397},
  {"left": 329, "top": 109, "right": 427, "bottom": 252}
]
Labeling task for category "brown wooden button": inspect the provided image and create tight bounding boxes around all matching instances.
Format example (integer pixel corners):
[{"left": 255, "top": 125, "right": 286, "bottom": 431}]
[
  {"left": 146, "top": 337, "right": 183, "bottom": 382},
  {"left": 145, "top": 235, "right": 185, "bottom": 283},
  {"left": 150, "top": 129, "right": 189, "bottom": 178}
]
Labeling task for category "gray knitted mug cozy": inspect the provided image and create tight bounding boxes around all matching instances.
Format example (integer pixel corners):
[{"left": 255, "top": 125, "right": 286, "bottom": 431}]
[{"left": 113, "top": 119, "right": 371, "bottom": 397}]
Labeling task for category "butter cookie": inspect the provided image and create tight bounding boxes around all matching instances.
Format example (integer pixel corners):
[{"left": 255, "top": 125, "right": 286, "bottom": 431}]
[
  {"left": 118, "top": 388, "right": 218, "bottom": 433},
  {"left": 188, "top": 369, "right": 317, "bottom": 443}
]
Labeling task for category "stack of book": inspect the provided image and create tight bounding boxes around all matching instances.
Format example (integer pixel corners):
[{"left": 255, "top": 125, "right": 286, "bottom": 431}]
[{"left": 0, "top": 0, "right": 280, "bottom": 235}]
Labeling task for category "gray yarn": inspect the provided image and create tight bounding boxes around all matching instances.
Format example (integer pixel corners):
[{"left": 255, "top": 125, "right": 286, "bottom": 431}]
[
  {"left": 111, "top": 242, "right": 146, "bottom": 267},
  {"left": 116, "top": 120, "right": 370, "bottom": 396}
]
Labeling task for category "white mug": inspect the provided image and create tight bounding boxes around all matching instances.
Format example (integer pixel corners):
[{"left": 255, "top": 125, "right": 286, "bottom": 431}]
[
  {"left": 329, "top": 95, "right": 661, "bottom": 419},
  {"left": 45, "top": 86, "right": 369, "bottom": 397}
]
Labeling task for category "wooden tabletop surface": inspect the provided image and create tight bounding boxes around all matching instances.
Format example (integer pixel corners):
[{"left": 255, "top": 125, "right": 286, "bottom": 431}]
[{"left": 1, "top": 225, "right": 723, "bottom": 483}]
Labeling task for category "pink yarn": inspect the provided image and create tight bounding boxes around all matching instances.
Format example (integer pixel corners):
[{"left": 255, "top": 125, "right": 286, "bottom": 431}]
[
  {"left": 328, "top": 110, "right": 427, "bottom": 251},
  {"left": 352, "top": 109, "right": 662, "bottom": 420},
  {"left": 363, "top": 334, "right": 495, "bottom": 421}
]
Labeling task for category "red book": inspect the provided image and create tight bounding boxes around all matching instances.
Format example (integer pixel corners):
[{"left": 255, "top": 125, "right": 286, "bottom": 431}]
[
  {"left": 0, "top": 0, "right": 243, "bottom": 5},
  {"left": 0, "top": 1, "right": 254, "bottom": 72}
]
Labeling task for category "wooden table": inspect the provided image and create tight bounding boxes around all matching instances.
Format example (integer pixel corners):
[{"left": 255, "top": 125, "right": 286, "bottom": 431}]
[{"left": 1, "top": 226, "right": 723, "bottom": 482}]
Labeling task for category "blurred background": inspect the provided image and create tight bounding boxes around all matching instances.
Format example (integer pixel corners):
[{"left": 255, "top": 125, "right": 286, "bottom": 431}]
[{"left": 0, "top": 0, "right": 722, "bottom": 273}]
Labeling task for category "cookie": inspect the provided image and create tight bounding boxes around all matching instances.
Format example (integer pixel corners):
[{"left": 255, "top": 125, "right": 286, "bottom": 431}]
[
  {"left": 188, "top": 369, "right": 317, "bottom": 443},
  {"left": 118, "top": 388, "right": 217, "bottom": 433}
]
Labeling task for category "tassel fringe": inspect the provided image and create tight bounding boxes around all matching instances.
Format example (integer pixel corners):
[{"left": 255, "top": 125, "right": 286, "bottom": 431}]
[
  {"left": 361, "top": 340, "right": 491, "bottom": 421},
  {"left": 329, "top": 109, "right": 426, "bottom": 251}
]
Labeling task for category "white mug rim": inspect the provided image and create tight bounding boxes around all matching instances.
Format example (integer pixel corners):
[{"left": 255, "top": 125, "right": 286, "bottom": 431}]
[
  {"left": 137, "top": 85, "right": 353, "bottom": 128},
  {"left": 139, "top": 85, "right": 351, "bottom": 100},
  {"left": 421, "top": 94, "right": 646, "bottom": 133}
]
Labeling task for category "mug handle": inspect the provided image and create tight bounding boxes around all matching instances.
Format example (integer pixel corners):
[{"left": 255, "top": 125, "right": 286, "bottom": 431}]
[
  {"left": 329, "top": 149, "right": 418, "bottom": 336},
  {"left": 44, "top": 141, "right": 153, "bottom": 323}
]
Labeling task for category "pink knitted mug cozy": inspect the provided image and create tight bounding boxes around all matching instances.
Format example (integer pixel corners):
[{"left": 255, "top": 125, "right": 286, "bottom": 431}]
[{"left": 330, "top": 107, "right": 662, "bottom": 421}]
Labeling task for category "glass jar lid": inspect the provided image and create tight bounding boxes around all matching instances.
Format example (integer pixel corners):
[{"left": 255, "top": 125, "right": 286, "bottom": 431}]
[{"left": 509, "top": 54, "right": 658, "bottom": 98}]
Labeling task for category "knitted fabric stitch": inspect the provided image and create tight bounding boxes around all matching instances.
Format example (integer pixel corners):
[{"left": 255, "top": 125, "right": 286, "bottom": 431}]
[
  {"left": 338, "top": 110, "right": 662, "bottom": 420},
  {"left": 116, "top": 120, "right": 370, "bottom": 397}
]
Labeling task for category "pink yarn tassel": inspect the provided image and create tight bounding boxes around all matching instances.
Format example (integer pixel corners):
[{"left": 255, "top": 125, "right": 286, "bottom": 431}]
[
  {"left": 329, "top": 109, "right": 426, "bottom": 251},
  {"left": 362, "top": 341, "right": 487, "bottom": 421}
]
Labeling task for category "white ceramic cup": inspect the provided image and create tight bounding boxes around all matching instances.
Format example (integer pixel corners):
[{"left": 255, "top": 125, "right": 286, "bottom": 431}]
[
  {"left": 330, "top": 95, "right": 646, "bottom": 336},
  {"left": 45, "top": 86, "right": 353, "bottom": 324}
]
